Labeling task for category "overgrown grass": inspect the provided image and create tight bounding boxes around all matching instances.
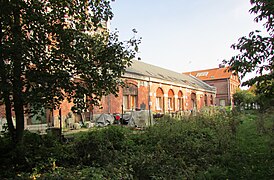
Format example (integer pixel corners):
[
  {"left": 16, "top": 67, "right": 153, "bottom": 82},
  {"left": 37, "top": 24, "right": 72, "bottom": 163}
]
[
  {"left": 0, "top": 109, "right": 273, "bottom": 179},
  {"left": 223, "top": 110, "right": 274, "bottom": 179}
]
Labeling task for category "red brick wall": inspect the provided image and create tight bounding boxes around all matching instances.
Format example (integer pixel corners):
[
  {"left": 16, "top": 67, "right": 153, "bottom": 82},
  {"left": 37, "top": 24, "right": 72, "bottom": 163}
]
[
  {"left": 91, "top": 78, "right": 216, "bottom": 115},
  {"left": 205, "top": 79, "right": 229, "bottom": 106},
  {"left": 0, "top": 104, "right": 5, "bottom": 119},
  {"left": 138, "top": 84, "right": 149, "bottom": 110},
  {"left": 92, "top": 87, "right": 123, "bottom": 115},
  {"left": 0, "top": 77, "right": 216, "bottom": 126},
  {"left": 204, "top": 76, "right": 240, "bottom": 106}
]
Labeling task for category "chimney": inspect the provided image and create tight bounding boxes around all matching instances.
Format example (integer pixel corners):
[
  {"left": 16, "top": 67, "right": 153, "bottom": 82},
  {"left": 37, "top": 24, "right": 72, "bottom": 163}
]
[{"left": 219, "top": 64, "right": 225, "bottom": 68}]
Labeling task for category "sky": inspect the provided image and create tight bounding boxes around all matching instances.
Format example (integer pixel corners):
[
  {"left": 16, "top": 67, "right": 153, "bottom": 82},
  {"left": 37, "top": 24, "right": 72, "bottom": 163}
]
[{"left": 109, "top": 0, "right": 267, "bottom": 83}]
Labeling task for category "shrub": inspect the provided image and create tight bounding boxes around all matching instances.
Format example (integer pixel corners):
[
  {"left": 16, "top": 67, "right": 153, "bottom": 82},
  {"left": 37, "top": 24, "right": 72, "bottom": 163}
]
[
  {"left": 1, "top": 110, "right": 273, "bottom": 179},
  {"left": 73, "top": 126, "right": 134, "bottom": 166},
  {"left": 0, "top": 131, "right": 73, "bottom": 178},
  {"left": 128, "top": 116, "right": 234, "bottom": 179}
]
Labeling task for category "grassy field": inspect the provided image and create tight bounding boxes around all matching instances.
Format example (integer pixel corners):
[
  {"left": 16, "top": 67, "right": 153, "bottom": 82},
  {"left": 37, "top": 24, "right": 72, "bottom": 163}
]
[
  {"left": 0, "top": 109, "right": 273, "bottom": 179},
  {"left": 223, "top": 110, "right": 274, "bottom": 179}
]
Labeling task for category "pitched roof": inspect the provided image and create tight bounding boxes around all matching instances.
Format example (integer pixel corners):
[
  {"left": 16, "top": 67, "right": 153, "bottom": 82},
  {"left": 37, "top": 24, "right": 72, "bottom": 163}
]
[
  {"left": 184, "top": 67, "right": 233, "bottom": 81},
  {"left": 125, "top": 60, "right": 215, "bottom": 92}
]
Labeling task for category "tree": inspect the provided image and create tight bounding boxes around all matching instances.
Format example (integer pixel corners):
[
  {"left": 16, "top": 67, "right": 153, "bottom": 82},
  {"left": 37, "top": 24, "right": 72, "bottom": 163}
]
[
  {"left": 233, "top": 89, "right": 256, "bottom": 110},
  {"left": 0, "top": 0, "right": 140, "bottom": 142},
  {"left": 225, "top": 0, "right": 274, "bottom": 100}
]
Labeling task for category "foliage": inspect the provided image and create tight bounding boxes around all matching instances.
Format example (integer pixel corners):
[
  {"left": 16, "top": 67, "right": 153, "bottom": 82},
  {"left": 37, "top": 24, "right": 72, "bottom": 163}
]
[
  {"left": 0, "top": 131, "right": 71, "bottom": 178},
  {"left": 233, "top": 89, "right": 256, "bottom": 108},
  {"left": 225, "top": 0, "right": 274, "bottom": 99},
  {"left": 233, "top": 88, "right": 274, "bottom": 113},
  {"left": 221, "top": 110, "right": 274, "bottom": 179},
  {"left": 73, "top": 126, "right": 134, "bottom": 166},
  {"left": 0, "top": 0, "right": 140, "bottom": 141},
  {"left": 0, "top": 110, "right": 273, "bottom": 179},
  {"left": 128, "top": 115, "right": 234, "bottom": 179}
]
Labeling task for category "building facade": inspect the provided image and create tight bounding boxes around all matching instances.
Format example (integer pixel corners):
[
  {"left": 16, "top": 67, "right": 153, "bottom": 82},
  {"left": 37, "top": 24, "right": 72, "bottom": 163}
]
[
  {"left": 0, "top": 60, "right": 216, "bottom": 129},
  {"left": 92, "top": 60, "right": 216, "bottom": 116},
  {"left": 185, "top": 66, "right": 240, "bottom": 107}
]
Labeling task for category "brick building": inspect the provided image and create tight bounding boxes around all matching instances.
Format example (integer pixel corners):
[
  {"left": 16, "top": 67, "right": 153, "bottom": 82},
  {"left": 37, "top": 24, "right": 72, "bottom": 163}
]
[
  {"left": 92, "top": 60, "right": 216, "bottom": 116},
  {"left": 0, "top": 60, "right": 216, "bottom": 128},
  {"left": 184, "top": 66, "right": 240, "bottom": 107}
]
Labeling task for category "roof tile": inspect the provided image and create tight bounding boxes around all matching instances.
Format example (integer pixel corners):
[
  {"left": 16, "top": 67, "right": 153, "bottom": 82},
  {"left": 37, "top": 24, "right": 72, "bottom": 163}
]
[{"left": 184, "top": 67, "right": 232, "bottom": 81}]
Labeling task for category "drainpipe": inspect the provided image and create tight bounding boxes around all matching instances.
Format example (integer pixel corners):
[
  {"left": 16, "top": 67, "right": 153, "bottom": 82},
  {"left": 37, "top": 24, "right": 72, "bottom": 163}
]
[
  {"left": 227, "top": 79, "right": 230, "bottom": 106},
  {"left": 51, "top": 108, "right": 54, "bottom": 127},
  {"left": 163, "top": 94, "right": 165, "bottom": 114},
  {"left": 148, "top": 77, "right": 151, "bottom": 126},
  {"left": 121, "top": 90, "right": 124, "bottom": 122},
  {"left": 59, "top": 108, "right": 62, "bottom": 142}
]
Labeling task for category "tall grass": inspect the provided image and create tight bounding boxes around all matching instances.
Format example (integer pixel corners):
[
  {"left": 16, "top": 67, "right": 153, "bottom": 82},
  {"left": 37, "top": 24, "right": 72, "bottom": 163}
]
[{"left": 0, "top": 109, "right": 273, "bottom": 179}]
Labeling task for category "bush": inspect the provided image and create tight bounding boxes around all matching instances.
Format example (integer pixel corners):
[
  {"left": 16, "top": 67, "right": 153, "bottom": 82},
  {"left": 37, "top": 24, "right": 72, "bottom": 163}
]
[
  {"left": 127, "top": 115, "right": 234, "bottom": 179},
  {"left": 73, "top": 126, "right": 134, "bottom": 166},
  {"left": 0, "top": 131, "right": 73, "bottom": 179},
  {"left": 1, "top": 110, "right": 273, "bottom": 179}
]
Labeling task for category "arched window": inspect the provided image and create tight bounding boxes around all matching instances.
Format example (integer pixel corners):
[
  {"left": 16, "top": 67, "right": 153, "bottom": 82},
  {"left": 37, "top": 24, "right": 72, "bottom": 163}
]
[
  {"left": 168, "top": 89, "right": 175, "bottom": 111},
  {"left": 177, "top": 90, "right": 184, "bottom": 111},
  {"left": 210, "top": 95, "right": 213, "bottom": 105},
  {"left": 123, "top": 84, "right": 138, "bottom": 110},
  {"left": 156, "top": 87, "right": 164, "bottom": 111},
  {"left": 204, "top": 94, "right": 208, "bottom": 106},
  {"left": 191, "top": 93, "right": 197, "bottom": 110}
]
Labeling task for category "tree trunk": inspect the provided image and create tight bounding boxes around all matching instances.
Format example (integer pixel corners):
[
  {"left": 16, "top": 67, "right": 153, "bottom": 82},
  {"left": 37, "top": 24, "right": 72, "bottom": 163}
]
[
  {"left": 12, "top": 6, "right": 25, "bottom": 143},
  {"left": 4, "top": 95, "right": 15, "bottom": 139},
  {"left": 0, "top": 16, "right": 15, "bottom": 140}
]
